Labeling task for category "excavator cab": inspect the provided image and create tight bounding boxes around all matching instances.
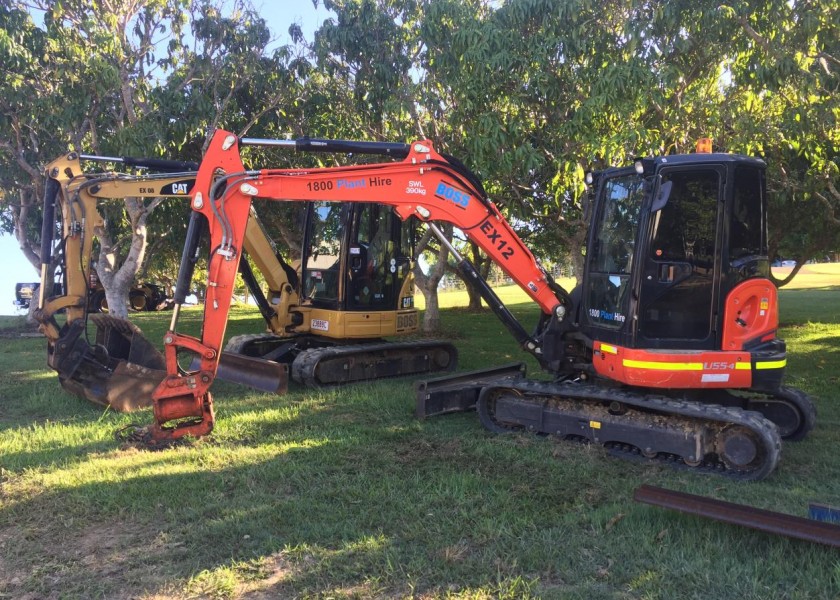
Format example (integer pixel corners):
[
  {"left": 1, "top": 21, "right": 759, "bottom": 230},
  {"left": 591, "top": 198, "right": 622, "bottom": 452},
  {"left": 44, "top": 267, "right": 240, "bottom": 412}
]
[
  {"left": 574, "top": 153, "right": 813, "bottom": 443},
  {"left": 302, "top": 202, "right": 415, "bottom": 315},
  {"left": 345, "top": 203, "right": 414, "bottom": 312},
  {"left": 581, "top": 154, "right": 770, "bottom": 353}
]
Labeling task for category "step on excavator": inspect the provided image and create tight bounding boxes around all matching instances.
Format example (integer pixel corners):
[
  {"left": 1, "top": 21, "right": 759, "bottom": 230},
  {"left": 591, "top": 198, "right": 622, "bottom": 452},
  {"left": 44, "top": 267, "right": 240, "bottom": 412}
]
[
  {"left": 39, "top": 132, "right": 815, "bottom": 479},
  {"left": 36, "top": 151, "right": 455, "bottom": 411}
]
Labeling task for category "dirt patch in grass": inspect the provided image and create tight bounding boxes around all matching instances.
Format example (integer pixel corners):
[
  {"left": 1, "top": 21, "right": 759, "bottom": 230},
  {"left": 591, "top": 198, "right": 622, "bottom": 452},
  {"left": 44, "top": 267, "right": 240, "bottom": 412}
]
[
  {"left": 237, "top": 555, "right": 404, "bottom": 599},
  {"left": 236, "top": 552, "right": 299, "bottom": 599},
  {"left": 393, "top": 437, "right": 467, "bottom": 465},
  {"left": 0, "top": 518, "right": 182, "bottom": 599}
]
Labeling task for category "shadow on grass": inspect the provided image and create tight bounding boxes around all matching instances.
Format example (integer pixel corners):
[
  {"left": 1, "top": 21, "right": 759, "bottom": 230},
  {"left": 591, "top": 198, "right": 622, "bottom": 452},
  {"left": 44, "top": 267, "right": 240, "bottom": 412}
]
[
  {"left": 3, "top": 374, "right": 840, "bottom": 598},
  {"left": 0, "top": 401, "right": 618, "bottom": 598}
]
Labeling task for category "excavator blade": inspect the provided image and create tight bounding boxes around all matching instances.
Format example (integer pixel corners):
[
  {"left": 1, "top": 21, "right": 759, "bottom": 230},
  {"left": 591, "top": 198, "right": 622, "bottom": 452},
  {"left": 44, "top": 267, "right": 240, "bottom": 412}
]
[
  {"left": 414, "top": 362, "right": 527, "bottom": 418},
  {"left": 187, "top": 350, "right": 290, "bottom": 394},
  {"left": 211, "top": 351, "right": 289, "bottom": 395},
  {"left": 48, "top": 314, "right": 166, "bottom": 412}
]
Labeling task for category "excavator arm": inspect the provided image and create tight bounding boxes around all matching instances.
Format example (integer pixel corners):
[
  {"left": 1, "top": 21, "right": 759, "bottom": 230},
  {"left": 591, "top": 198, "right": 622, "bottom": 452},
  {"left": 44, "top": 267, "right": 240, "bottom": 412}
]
[
  {"left": 37, "top": 154, "right": 198, "bottom": 332},
  {"left": 36, "top": 152, "right": 295, "bottom": 411},
  {"left": 35, "top": 153, "right": 205, "bottom": 411},
  {"left": 148, "top": 130, "right": 571, "bottom": 443}
]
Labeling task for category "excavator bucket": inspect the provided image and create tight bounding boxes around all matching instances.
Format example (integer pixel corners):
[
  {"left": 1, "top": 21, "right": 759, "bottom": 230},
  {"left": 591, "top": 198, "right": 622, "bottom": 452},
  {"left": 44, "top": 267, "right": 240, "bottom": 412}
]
[{"left": 48, "top": 314, "right": 166, "bottom": 412}]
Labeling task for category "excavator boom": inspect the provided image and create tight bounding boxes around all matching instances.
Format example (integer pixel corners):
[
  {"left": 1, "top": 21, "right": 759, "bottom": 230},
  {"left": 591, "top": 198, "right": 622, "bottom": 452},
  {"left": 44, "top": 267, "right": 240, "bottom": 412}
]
[{"left": 147, "top": 130, "right": 571, "bottom": 443}]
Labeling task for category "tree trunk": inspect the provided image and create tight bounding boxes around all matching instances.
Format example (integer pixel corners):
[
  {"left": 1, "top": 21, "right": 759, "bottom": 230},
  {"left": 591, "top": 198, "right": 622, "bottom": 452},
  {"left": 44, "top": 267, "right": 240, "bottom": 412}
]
[
  {"left": 412, "top": 224, "right": 451, "bottom": 334},
  {"left": 14, "top": 189, "right": 43, "bottom": 271},
  {"left": 420, "top": 283, "right": 442, "bottom": 331},
  {"left": 103, "top": 283, "right": 131, "bottom": 317},
  {"left": 465, "top": 285, "right": 482, "bottom": 311},
  {"left": 461, "top": 241, "right": 492, "bottom": 311},
  {"left": 94, "top": 197, "right": 159, "bottom": 319},
  {"left": 26, "top": 290, "right": 40, "bottom": 326}
]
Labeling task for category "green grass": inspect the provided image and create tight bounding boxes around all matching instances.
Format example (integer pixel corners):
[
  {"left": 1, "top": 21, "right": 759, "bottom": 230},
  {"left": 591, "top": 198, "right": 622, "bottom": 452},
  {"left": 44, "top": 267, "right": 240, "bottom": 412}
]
[{"left": 1, "top": 274, "right": 840, "bottom": 599}]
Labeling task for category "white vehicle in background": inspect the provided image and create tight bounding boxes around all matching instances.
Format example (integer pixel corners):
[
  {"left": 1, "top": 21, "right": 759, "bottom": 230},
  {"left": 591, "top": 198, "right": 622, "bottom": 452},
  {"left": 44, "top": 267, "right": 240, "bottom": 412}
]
[{"left": 13, "top": 282, "right": 40, "bottom": 310}]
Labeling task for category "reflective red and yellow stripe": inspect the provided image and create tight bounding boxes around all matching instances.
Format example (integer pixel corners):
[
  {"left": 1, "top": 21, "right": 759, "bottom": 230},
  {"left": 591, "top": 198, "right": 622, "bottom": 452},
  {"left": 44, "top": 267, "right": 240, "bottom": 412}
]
[{"left": 593, "top": 341, "right": 785, "bottom": 389}]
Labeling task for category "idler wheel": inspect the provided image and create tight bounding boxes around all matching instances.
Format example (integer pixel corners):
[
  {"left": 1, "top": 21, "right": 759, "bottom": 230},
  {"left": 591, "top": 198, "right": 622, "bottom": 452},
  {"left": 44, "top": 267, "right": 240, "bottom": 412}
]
[
  {"left": 716, "top": 425, "right": 761, "bottom": 470},
  {"left": 433, "top": 348, "right": 453, "bottom": 369}
]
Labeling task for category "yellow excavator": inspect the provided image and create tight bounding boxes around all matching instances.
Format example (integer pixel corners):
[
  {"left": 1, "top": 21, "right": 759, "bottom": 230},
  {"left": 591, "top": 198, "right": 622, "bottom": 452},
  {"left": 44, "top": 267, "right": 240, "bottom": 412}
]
[{"left": 35, "top": 151, "right": 456, "bottom": 411}]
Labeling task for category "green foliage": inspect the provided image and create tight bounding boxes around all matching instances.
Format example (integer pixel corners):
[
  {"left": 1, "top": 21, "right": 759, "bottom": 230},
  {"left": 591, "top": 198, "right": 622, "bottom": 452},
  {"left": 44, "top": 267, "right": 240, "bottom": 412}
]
[
  {"left": 316, "top": 0, "right": 417, "bottom": 130},
  {"left": 718, "top": 0, "right": 839, "bottom": 269},
  {"left": 1, "top": 0, "right": 838, "bottom": 292}
]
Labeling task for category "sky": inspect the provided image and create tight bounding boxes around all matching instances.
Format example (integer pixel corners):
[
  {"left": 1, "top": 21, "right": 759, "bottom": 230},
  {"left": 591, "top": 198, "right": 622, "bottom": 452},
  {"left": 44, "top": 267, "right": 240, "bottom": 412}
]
[{"left": 0, "top": 1, "right": 335, "bottom": 315}]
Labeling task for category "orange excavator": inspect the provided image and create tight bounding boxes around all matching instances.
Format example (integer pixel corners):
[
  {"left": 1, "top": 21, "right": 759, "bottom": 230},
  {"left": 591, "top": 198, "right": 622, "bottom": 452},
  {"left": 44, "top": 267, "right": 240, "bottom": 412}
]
[{"left": 42, "top": 131, "right": 815, "bottom": 479}]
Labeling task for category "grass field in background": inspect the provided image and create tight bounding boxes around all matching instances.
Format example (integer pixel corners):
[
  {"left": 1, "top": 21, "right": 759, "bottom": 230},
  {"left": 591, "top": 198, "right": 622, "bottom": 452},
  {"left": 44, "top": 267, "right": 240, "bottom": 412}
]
[
  {"left": 1, "top": 269, "right": 839, "bottom": 599},
  {"left": 411, "top": 276, "right": 578, "bottom": 311}
]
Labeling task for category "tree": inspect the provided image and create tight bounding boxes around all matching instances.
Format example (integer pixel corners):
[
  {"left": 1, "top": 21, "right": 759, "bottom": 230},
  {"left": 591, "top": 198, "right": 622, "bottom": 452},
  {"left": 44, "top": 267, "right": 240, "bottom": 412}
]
[
  {"left": 1, "top": 0, "right": 193, "bottom": 315},
  {"left": 413, "top": 224, "right": 452, "bottom": 331},
  {"left": 0, "top": 0, "right": 282, "bottom": 317},
  {"left": 719, "top": 0, "right": 839, "bottom": 282},
  {"left": 5, "top": 0, "right": 836, "bottom": 326}
]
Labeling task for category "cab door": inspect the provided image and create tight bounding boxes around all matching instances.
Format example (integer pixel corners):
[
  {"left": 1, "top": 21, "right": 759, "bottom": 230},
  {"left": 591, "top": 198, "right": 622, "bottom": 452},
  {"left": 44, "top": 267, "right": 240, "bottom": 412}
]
[
  {"left": 580, "top": 169, "right": 646, "bottom": 347},
  {"left": 302, "top": 202, "right": 347, "bottom": 309},
  {"left": 346, "top": 204, "right": 410, "bottom": 311},
  {"left": 637, "top": 166, "right": 724, "bottom": 349}
]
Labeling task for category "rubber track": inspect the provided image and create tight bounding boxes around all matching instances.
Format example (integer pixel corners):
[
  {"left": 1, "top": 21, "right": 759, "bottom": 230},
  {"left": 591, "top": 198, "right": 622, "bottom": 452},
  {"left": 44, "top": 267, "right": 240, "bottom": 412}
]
[
  {"left": 292, "top": 340, "right": 457, "bottom": 387},
  {"left": 768, "top": 386, "right": 816, "bottom": 442},
  {"left": 224, "top": 333, "right": 277, "bottom": 354},
  {"left": 477, "top": 379, "right": 782, "bottom": 481}
]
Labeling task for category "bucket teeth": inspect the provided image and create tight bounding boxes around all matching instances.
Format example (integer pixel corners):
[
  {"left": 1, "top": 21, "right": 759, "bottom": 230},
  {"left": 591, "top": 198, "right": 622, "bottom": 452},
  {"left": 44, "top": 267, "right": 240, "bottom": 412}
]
[{"left": 90, "top": 313, "right": 142, "bottom": 337}]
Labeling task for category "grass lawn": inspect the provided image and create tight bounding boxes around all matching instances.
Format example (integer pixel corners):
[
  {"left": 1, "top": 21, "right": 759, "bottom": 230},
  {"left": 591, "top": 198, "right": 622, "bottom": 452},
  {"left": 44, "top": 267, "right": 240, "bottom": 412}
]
[{"left": 1, "top": 267, "right": 839, "bottom": 599}]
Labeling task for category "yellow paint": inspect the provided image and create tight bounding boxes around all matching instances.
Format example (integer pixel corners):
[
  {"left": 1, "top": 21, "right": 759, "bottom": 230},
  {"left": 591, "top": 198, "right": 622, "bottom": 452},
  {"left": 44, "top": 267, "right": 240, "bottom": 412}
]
[
  {"left": 623, "top": 359, "right": 703, "bottom": 371},
  {"left": 756, "top": 360, "right": 787, "bottom": 370}
]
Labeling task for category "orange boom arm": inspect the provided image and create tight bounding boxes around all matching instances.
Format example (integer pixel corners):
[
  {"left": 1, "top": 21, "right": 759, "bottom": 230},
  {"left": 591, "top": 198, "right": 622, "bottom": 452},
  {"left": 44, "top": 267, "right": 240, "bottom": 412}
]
[{"left": 149, "top": 130, "right": 568, "bottom": 443}]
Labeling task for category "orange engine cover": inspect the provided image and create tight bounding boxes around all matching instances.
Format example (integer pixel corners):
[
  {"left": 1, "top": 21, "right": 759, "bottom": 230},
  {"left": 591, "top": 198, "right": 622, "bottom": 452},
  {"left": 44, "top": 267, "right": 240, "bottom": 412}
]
[{"left": 593, "top": 342, "right": 754, "bottom": 388}]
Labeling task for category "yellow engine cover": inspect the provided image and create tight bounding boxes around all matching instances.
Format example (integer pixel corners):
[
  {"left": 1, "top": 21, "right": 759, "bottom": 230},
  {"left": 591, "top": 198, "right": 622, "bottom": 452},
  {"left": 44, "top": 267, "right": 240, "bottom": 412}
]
[{"left": 296, "top": 307, "right": 419, "bottom": 339}]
